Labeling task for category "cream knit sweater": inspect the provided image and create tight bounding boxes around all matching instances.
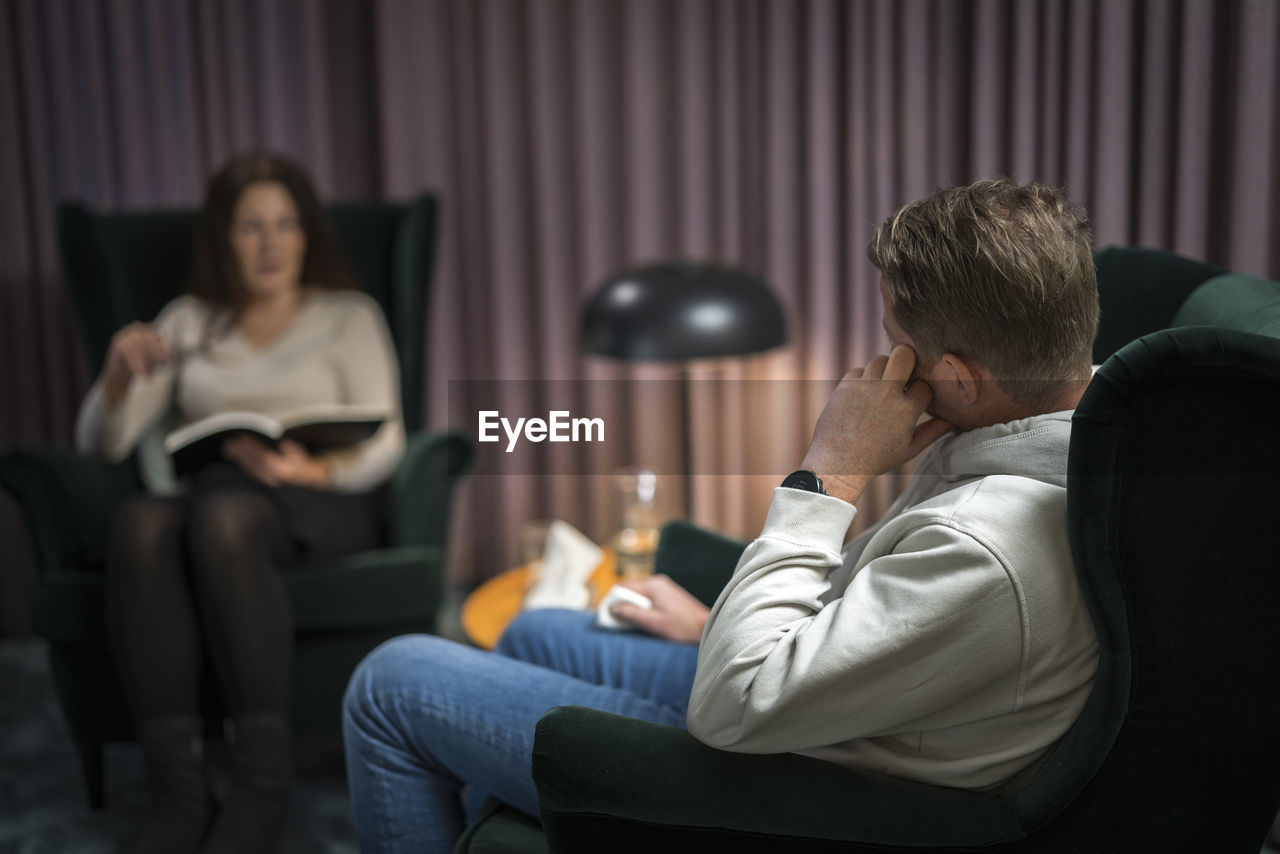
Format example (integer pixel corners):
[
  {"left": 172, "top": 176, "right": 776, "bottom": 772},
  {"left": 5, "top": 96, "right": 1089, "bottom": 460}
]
[{"left": 76, "top": 289, "right": 405, "bottom": 493}]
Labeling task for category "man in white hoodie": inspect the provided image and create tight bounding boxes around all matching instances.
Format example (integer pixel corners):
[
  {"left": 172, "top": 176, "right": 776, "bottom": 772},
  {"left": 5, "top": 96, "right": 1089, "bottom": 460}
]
[
  {"left": 685, "top": 178, "right": 1101, "bottom": 789},
  {"left": 342, "top": 178, "right": 1101, "bottom": 852}
]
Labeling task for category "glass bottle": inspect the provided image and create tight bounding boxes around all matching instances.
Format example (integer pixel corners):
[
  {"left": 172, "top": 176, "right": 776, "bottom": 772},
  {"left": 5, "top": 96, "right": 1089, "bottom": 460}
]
[{"left": 613, "top": 468, "right": 660, "bottom": 580}]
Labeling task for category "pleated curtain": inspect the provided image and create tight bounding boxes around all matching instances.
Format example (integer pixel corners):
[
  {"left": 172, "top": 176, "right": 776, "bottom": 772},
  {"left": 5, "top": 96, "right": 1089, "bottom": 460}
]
[{"left": 3, "top": 0, "right": 1278, "bottom": 584}]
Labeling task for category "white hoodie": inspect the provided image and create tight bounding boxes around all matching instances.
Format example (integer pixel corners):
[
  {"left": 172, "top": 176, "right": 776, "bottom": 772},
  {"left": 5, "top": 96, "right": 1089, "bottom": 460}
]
[{"left": 688, "top": 411, "right": 1099, "bottom": 790}]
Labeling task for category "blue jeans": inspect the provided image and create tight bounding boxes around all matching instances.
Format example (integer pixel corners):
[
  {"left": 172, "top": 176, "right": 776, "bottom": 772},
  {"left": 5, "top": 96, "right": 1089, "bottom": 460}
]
[{"left": 342, "top": 608, "right": 699, "bottom": 854}]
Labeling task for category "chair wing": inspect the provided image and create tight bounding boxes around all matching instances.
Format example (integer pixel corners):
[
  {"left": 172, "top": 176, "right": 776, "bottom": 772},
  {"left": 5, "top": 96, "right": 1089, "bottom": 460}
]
[{"left": 56, "top": 204, "right": 199, "bottom": 375}]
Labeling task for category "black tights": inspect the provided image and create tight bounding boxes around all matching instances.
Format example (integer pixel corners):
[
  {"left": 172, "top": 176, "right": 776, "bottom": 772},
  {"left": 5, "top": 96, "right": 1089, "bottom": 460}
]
[{"left": 105, "top": 487, "right": 300, "bottom": 719}]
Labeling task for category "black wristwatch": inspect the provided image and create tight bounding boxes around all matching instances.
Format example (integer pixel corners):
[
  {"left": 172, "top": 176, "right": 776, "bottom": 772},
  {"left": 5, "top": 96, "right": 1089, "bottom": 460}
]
[{"left": 781, "top": 469, "right": 825, "bottom": 495}]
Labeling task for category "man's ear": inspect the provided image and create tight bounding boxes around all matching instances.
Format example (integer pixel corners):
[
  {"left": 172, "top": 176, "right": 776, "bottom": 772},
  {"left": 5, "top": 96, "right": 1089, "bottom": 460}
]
[{"left": 937, "top": 353, "right": 981, "bottom": 406}]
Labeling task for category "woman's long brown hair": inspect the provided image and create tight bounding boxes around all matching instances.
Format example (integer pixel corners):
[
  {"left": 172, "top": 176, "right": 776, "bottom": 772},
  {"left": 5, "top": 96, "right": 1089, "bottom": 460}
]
[{"left": 186, "top": 150, "right": 358, "bottom": 317}]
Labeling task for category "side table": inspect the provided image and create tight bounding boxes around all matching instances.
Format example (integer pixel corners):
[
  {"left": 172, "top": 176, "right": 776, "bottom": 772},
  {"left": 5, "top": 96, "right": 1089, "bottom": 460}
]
[{"left": 460, "top": 549, "right": 618, "bottom": 649}]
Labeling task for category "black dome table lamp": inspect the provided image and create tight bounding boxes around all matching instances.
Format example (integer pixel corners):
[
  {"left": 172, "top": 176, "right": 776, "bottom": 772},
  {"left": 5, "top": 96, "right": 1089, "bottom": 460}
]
[{"left": 581, "top": 261, "right": 788, "bottom": 515}]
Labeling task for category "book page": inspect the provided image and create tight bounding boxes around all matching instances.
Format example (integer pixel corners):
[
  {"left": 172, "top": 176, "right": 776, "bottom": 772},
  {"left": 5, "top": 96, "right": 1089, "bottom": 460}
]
[
  {"left": 276, "top": 402, "right": 391, "bottom": 431},
  {"left": 163, "top": 410, "right": 282, "bottom": 453}
]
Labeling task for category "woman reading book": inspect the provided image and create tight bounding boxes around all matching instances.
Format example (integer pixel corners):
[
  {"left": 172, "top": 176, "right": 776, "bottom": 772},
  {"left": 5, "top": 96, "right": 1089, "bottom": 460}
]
[{"left": 74, "top": 150, "right": 405, "bottom": 854}]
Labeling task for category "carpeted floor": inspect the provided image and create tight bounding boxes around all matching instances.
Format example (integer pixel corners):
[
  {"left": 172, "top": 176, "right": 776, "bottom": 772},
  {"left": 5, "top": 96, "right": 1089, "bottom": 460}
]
[
  {"left": 6, "top": 622, "right": 1280, "bottom": 854},
  {"left": 0, "top": 591, "right": 475, "bottom": 854},
  {"left": 0, "top": 636, "right": 358, "bottom": 854}
]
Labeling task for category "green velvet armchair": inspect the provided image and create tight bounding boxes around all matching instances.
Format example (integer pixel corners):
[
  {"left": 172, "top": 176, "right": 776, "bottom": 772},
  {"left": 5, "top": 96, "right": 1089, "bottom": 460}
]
[
  {"left": 458, "top": 248, "right": 1280, "bottom": 853},
  {"left": 0, "top": 195, "right": 473, "bottom": 808}
]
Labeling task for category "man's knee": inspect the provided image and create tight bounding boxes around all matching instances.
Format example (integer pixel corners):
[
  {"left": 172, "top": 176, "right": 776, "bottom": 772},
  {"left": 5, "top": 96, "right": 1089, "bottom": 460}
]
[
  {"left": 343, "top": 634, "right": 456, "bottom": 726},
  {"left": 495, "top": 608, "right": 594, "bottom": 662}
]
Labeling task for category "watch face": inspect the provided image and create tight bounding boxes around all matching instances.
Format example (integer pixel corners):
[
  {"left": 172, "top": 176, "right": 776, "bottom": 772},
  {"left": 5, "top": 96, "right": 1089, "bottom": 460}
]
[{"left": 782, "top": 469, "right": 823, "bottom": 493}]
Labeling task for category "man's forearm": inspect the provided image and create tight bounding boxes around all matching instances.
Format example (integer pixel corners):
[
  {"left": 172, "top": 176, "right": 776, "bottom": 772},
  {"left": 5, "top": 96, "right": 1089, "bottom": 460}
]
[{"left": 687, "top": 487, "right": 855, "bottom": 751}]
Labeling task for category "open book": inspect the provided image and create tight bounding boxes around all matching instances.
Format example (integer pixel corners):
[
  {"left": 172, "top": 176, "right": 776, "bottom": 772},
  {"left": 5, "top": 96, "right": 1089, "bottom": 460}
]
[{"left": 164, "top": 404, "right": 387, "bottom": 477}]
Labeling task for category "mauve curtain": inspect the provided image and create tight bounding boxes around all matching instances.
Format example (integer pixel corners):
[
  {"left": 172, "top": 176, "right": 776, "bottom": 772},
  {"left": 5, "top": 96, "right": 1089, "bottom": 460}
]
[{"left": 3, "top": 0, "right": 1279, "bottom": 586}]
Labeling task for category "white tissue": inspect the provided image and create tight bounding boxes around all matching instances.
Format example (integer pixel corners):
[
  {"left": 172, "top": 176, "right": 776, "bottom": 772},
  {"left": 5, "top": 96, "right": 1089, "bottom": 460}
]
[
  {"left": 595, "top": 585, "right": 654, "bottom": 630},
  {"left": 522, "top": 520, "right": 603, "bottom": 611}
]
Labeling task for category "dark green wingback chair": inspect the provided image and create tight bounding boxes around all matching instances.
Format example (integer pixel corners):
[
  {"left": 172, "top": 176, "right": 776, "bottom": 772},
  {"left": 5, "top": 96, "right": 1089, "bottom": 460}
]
[
  {"left": 0, "top": 195, "right": 473, "bottom": 808},
  {"left": 459, "top": 248, "right": 1280, "bottom": 853}
]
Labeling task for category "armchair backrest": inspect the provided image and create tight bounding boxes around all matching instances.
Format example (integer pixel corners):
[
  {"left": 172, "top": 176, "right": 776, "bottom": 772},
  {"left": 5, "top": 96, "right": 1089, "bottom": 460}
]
[
  {"left": 996, "top": 249, "right": 1280, "bottom": 847},
  {"left": 55, "top": 196, "right": 438, "bottom": 432},
  {"left": 1171, "top": 271, "right": 1280, "bottom": 337},
  {"left": 1092, "top": 245, "right": 1225, "bottom": 363}
]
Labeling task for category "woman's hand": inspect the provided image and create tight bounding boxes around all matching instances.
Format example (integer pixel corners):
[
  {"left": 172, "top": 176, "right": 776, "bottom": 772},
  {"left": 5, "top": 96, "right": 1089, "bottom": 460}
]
[
  {"left": 101, "top": 322, "right": 172, "bottom": 406},
  {"left": 222, "top": 437, "right": 332, "bottom": 488},
  {"left": 609, "top": 574, "right": 710, "bottom": 644}
]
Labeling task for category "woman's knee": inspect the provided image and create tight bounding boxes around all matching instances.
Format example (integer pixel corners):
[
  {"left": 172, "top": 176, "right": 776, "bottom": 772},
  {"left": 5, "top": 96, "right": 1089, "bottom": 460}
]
[
  {"left": 105, "top": 494, "right": 183, "bottom": 570},
  {"left": 186, "top": 489, "right": 286, "bottom": 564}
]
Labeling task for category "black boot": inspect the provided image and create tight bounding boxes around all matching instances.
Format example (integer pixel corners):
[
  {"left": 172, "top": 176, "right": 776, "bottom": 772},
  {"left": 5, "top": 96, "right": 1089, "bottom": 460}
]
[
  {"left": 129, "top": 715, "right": 212, "bottom": 854},
  {"left": 200, "top": 713, "right": 293, "bottom": 854}
]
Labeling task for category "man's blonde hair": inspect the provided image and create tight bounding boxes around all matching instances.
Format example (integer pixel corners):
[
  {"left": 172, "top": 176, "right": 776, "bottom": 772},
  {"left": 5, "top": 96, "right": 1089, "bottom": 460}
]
[{"left": 867, "top": 178, "right": 1098, "bottom": 408}]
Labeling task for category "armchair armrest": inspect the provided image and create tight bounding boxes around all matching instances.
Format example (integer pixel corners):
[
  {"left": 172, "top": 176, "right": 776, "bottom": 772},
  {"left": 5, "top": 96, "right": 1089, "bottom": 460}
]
[
  {"left": 0, "top": 449, "right": 140, "bottom": 570},
  {"left": 533, "top": 707, "right": 1022, "bottom": 853},
  {"left": 653, "top": 519, "right": 748, "bottom": 608},
  {"left": 386, "top": 429, "right": 474, "bottom": 548}
]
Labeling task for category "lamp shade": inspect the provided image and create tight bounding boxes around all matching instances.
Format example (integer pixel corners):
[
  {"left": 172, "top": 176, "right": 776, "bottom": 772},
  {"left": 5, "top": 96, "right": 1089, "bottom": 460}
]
[{"left": 581, "top": 262, "right": 787, "bottom": 361}]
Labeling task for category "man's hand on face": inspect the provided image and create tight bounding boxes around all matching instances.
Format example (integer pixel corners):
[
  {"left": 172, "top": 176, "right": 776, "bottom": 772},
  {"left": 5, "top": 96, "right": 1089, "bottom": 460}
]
[{"left": 800, "top": 344, "right": 956, "bottom": 504}]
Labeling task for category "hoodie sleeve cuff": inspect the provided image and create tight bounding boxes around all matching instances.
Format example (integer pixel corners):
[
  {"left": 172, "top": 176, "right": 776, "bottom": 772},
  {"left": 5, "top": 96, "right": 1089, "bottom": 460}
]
[{"left": 759, "top": 487, "right": 858, "bottom": 558}]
